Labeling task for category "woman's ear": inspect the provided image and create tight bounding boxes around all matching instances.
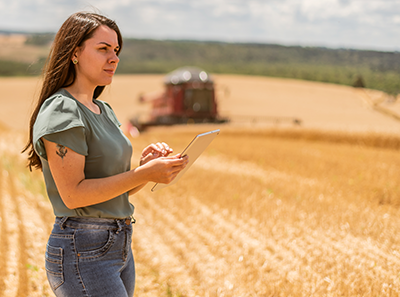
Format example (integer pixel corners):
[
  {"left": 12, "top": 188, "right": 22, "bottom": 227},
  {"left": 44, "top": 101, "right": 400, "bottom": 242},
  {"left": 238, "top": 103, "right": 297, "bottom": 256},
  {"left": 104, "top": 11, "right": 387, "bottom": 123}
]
[{"left": 71, "top": 47, "right": 81, "bottom": 64}]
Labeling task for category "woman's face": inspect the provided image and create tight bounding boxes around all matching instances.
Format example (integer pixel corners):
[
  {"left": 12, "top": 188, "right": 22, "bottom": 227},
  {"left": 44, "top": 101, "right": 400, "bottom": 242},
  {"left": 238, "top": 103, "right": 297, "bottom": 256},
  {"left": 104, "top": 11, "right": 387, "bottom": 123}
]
[{"left": 73, "top": 25, "right": 120, "bottom": 89}]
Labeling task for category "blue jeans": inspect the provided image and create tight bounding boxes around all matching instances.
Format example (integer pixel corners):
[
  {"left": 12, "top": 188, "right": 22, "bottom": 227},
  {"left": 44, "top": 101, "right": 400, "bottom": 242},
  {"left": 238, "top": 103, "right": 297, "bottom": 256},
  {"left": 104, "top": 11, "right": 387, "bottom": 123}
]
[{"left": 45, "top": 217, "right": 135, "bottom": 297}]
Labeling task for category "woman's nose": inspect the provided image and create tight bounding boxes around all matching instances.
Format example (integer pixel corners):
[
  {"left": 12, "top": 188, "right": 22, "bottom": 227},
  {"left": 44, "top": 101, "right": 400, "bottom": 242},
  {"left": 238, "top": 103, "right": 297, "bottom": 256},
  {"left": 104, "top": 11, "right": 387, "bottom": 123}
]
[{"left": 109, "top": 53, "right": 120, "bottom": 64}]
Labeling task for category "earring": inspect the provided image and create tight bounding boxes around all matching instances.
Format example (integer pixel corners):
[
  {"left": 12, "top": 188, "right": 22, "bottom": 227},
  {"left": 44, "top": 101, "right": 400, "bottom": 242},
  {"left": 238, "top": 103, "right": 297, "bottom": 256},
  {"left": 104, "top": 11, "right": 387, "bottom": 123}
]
[{"left": 73, "top": 59, "right": 78, "bottom": 64}]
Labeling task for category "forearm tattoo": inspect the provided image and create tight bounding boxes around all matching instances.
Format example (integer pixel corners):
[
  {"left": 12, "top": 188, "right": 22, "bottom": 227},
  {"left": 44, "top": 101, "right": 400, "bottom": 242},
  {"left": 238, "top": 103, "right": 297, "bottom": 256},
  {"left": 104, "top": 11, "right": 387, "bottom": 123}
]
[{"left": 56, "top": 144, "right": 68, "bottom": 160}]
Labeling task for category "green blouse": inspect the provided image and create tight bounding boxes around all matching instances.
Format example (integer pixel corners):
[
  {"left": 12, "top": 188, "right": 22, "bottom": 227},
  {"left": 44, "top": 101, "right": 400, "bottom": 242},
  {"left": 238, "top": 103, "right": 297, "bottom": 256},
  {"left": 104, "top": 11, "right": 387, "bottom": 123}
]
[{"left": 33, "top": 88, "right": 134, "bottom": 219}]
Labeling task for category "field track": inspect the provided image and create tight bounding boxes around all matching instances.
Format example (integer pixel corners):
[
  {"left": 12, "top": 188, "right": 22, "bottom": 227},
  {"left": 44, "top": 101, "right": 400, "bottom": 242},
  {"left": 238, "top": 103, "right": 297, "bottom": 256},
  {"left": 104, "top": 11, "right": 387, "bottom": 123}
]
[{"left": 0, "top": 154, "right": 54, "bottom": 297}]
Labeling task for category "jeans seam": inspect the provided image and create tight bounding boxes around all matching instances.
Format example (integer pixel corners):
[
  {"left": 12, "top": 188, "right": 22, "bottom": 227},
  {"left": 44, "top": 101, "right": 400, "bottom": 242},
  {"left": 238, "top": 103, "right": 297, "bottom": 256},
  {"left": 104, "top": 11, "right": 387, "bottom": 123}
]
[
  {"left": 123, "top": 228, "right": 127, "bottom": 261},
  {"left": 50, "top": 234, "right": 74, "bottom": 239},
  {"left": 73, "top": 230, "right": 89, "bottom": 297},
  {"left": 46, "top": 258, "right": 61, "bottom": 264},
  {"left": 46, "top": 269, "right": 63, "bottom": 276},
  {"left": 45, "top": 243, "right": 64, "bottom": 291},
  {"left": 64, "top": 224, "right": 117, "bottom": 230}
]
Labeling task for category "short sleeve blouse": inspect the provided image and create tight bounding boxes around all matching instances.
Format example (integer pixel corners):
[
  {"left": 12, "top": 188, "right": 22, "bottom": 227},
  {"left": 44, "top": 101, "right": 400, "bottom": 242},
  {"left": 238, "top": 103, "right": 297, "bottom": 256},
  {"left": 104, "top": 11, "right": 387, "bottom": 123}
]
[{"left": 33, "top": 88, "right": 134, "bottom": 219}]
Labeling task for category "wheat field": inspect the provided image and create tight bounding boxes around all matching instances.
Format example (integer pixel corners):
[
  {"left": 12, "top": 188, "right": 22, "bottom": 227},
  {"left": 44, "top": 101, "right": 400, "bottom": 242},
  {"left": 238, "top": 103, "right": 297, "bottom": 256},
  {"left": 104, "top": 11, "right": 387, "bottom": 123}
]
[{"left": 1, "top": 75, "right": 400, "bottom": 296}]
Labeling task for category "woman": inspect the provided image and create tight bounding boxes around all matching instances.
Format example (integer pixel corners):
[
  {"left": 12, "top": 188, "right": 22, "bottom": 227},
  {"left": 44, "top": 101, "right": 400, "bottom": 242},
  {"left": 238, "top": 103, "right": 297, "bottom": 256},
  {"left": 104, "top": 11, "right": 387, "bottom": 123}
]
[{"left": 22, "top": 12, "right": 188, "bottom": 297}]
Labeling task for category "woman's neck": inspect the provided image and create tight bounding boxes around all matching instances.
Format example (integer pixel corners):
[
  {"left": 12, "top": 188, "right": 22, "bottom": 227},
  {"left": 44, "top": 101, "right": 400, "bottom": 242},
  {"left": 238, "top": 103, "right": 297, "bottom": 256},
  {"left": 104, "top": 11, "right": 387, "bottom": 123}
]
[{"left": 64, "top": 84, "right": 101, "bottom": 114}]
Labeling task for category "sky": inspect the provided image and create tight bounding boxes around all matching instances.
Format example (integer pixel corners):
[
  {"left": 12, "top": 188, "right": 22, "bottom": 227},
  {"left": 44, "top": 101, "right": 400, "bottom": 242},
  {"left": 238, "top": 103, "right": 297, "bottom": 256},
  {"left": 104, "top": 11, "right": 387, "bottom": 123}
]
[{"left": 0, "top": 0, "right": 399, "bottom": 52}]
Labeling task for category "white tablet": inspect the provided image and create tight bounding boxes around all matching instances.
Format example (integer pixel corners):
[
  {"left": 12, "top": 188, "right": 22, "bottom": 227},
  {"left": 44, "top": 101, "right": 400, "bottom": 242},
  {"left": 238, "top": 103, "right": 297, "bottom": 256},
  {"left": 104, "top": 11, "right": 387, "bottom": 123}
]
[{"left": 151, "top": 129, "right": 220, "bottom": 192}]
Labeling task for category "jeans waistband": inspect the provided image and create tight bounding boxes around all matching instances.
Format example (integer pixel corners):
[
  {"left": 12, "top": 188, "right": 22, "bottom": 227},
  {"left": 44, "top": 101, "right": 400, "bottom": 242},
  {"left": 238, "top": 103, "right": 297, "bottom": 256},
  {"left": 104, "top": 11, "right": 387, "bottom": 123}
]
[{"left": 55, "top": 216, "right": 135, "bottom": 232}]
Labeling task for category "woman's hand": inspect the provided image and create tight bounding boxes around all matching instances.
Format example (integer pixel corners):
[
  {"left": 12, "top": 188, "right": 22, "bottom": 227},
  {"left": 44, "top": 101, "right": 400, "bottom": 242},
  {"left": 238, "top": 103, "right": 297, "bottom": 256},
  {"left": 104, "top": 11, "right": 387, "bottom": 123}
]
[
  {"left": 140, "top": 142, "right": 173, "bottom": 166},
  {"left": 141, "top": 154, "right": 189, "bottom": 184}
]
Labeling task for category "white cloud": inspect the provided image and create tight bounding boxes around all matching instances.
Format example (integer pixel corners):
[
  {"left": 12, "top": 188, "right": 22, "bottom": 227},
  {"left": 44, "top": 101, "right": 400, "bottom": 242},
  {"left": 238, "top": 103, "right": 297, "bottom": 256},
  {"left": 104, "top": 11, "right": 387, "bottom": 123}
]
[
  {"left": 0, "top": 0, "right": 399, "bottom": 51},
  {"left": 394, "top": 15, "right": 400, "bottom": 24}
]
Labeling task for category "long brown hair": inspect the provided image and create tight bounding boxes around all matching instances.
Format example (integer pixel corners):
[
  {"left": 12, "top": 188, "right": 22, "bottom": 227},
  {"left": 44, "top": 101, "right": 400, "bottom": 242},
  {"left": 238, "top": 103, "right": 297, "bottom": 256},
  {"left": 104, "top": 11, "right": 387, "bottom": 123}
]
[{"left": 22, "top": 12, "right": 123, "bottom": 171}]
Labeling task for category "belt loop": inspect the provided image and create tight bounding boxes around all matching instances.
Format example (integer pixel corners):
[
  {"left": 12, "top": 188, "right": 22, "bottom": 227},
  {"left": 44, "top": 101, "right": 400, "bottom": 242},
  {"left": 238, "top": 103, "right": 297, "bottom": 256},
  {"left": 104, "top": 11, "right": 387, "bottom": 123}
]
[
  {"left": 58, "top": 216, "right": 69, "bottom": 230},
  {"left": 115, "top": 219, "right": 123, "bottom": 234}
]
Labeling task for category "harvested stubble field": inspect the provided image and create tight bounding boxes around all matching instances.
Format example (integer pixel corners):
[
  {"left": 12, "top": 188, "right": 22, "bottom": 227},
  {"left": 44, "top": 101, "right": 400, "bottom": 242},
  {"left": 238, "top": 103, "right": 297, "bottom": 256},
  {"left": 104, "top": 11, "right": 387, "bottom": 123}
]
[{"left": 2, "top": 75, "right": 400, "bottom": 296}]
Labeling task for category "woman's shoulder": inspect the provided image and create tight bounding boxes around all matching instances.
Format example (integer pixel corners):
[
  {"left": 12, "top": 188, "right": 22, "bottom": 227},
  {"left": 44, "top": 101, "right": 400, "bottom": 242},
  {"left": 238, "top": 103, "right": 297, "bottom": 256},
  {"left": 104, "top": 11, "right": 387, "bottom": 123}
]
[
  {"left": 33, "top": 89, "right": 88, "bottom": 159},
  {"left": 34, "top": 89, "right": 86, "bottom": 137},
  {"left": 40, "top": 89, "right": 80, "bottom": 113}
]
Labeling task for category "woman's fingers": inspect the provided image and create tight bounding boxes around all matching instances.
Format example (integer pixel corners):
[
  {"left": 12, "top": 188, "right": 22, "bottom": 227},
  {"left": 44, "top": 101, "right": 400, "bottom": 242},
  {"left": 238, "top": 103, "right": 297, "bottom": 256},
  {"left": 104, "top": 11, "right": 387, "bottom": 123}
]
[
  {"left": 142, "top": 142, "right": 173, "bottom": 158},
  {"left": 168, "top": 155, "right": 188, "bottom": 169},
  {"left": 161, "top": 142, "right": 173, "bottom": 155},
  {"left": 156, "top": 142, "right": 173, "bottom": 156},
  {"left": 141, "top": 144, "right": 159, "bottom": 158},
  {"left": 155, "top": 142, "right": 164, "bottom": 154},
  {"left": 141, "top": 152, "right": 157, "bottom": 165},
  {"left": 148, "top": 155, "right": 189, "bottom": 184},
  {"left": 168, "top": 155, "right": 189, "bottom": 179}
]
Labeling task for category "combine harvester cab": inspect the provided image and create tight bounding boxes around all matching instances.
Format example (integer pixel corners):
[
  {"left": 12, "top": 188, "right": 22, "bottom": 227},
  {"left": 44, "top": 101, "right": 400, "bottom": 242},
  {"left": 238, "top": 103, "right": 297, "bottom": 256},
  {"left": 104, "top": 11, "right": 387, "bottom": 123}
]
[{"left": 132, "top": 66, "right": 228, "bottom": 131}]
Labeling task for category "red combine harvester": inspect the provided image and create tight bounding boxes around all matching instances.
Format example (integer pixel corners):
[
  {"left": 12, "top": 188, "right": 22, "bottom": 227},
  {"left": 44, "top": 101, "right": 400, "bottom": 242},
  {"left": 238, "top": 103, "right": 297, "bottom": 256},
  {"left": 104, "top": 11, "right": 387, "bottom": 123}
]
[{"left": 130, "top": 66, "right": 228, "bottom": 131}]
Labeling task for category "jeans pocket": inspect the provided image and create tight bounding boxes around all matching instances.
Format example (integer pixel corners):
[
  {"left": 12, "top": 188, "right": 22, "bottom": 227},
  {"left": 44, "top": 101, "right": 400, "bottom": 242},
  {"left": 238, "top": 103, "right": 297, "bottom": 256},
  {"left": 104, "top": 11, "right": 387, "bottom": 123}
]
[
  {"left": 45, "top": 244, "right": 64, "bottom": 291},
  {"left": 75, "top": 229, "right": 115, "bottom": 260}
]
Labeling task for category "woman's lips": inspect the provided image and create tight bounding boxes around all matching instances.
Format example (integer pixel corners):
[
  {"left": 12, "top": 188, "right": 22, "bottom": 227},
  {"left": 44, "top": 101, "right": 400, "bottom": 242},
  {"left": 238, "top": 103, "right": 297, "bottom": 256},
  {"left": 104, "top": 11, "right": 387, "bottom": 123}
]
[{"left": 104, "top": 69, "right": 115, "bottom": 75}]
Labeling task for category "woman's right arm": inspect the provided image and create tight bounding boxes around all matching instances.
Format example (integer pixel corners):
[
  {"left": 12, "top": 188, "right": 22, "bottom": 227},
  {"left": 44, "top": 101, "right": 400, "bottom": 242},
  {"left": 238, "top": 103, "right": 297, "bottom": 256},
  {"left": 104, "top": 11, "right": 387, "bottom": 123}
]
[{"left": 43, "top": 138, "right": 188, "bottom": 209}]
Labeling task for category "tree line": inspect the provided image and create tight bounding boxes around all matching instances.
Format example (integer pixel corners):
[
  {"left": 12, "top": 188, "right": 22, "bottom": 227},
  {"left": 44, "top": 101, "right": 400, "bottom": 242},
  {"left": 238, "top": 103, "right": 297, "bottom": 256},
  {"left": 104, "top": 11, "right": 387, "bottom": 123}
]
[{"left": 1, "top": 34, "right": 399, "bottom": 95}]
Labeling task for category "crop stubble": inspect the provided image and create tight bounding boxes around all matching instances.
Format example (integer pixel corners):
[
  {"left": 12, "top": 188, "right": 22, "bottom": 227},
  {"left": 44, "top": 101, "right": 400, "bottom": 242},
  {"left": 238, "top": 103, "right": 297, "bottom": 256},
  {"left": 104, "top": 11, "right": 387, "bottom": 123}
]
[
  {"left": 0, "top": 132, "right": 53, "bottom": 297},
  {"left": 1, "top": 126, "right": 400, "bottom": 296},
  {"left": 2, "top": 75, "right": 400, "bottom": 296},
  {"left": 126, "top": 129, "right": 400, "bottom": 296}
]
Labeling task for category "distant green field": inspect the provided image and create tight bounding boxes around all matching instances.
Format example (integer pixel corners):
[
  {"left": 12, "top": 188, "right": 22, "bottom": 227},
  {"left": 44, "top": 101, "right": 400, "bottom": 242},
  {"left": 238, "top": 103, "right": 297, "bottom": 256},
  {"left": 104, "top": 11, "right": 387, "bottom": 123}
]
[{"left": 1, "top": 33, "right": 399, "bottom": 95}]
